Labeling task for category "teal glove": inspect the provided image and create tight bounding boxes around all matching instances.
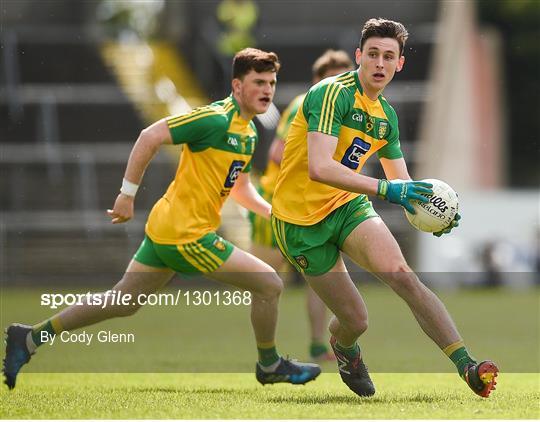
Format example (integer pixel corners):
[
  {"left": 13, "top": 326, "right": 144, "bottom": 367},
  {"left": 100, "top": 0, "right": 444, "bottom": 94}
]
[
  {"left": 433, "top": 213, "right": 461, "bottom": 237},
  {"left": 377, "top": 179, "right": 433, "bottom": 214}
]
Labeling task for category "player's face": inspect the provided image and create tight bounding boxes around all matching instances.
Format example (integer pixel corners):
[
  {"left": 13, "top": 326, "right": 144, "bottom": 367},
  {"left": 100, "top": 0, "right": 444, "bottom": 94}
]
[
  {"left": 233, "top": 70, "right": 277, "bottom": 117},
  {"left": 356, "top": 37, "right": 405, "bottom": 96}
]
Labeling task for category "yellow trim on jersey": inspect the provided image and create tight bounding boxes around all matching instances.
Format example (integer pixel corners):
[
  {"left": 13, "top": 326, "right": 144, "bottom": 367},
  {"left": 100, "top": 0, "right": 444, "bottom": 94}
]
[
  {"left": 317, "top": 76, "right": 355, "bottom": 133},
  {"left": 353, "top": 91, "right": 388, "bottom": 120},
  {"left": 326, "top": 84, "right": 346, "bottom": 133},
  {"left": 177, "top": 244, "right": 210, "bottom": 272},
  {"left": 168, "top": 106, "right": 213, "bottom": 124},
  {"left": 229, "top": 115, "right": 254, "bottom": 135},
  {"left": 223, "top": 102, "right": 235, "bottom": 112},
  {"left": 168, "top": 110, "right": 218, "bottom": 129},
  {"left": 168, "top": 101, "right": 234, "bottom": 128}
]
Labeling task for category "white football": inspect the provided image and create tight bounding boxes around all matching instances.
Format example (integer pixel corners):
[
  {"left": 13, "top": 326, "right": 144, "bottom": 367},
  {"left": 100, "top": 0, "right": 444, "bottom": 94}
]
[{"left": 405, "top": 179, "right": 459, "bottom": 233}]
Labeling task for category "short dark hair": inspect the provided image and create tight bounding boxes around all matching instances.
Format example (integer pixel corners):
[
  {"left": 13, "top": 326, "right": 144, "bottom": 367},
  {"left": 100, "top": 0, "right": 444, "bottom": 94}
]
[
  {"left": 360, "top": 18, "right": 409, "bottom": 56},
  {"left": 232, "top": 48, "right": 281, "bottom": 79},
  {"left": 312, "top": 49, "right": 354, "bottom": 80}
]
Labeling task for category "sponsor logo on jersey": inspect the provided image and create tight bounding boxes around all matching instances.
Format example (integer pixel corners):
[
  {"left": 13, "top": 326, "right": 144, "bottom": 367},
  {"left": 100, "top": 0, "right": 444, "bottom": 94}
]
[
  {"left": 352, "top": 113, "right": 363, "bottom": 122},
  {"left": 341, "top": 137, "right": 371, "bottom": 170},
  {"left": 294, "top": 255, "right": 308, "bottom": 269},
  {"left": 227, "top": 136, "right": 238, "bottom": 147},
  {"left": 378, "top": 121, "right": 388, "bottom": 139},
  {"left": 223, "top": 160, "right": 245, "bottom": 188}
]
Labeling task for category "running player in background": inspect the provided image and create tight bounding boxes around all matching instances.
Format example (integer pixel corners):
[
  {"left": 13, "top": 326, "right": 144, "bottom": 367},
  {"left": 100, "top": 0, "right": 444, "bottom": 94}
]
[
  {"left": 271, "top": 18, "right": 498, "bottom": 398},
  {"left": 3, "top": 48, "right": 320, "bottom": 390},
  {"left": 250, "top": 50, "right": 354, "bottom": 361}
]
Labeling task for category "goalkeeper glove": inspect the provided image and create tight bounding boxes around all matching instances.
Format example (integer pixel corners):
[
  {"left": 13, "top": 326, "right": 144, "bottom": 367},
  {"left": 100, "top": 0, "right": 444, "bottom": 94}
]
[
  {"left": 433, "top": 213, "right": 461, "bottom": 237},
  {"left": 377, "top": 179, "right": 433, "bottom": 214}
]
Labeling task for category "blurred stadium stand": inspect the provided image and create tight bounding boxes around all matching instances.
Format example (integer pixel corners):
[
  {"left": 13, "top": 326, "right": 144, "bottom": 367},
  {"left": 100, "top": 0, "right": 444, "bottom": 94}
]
[{"left": 3, "top": 1, "right": 535, "bottom": 284}]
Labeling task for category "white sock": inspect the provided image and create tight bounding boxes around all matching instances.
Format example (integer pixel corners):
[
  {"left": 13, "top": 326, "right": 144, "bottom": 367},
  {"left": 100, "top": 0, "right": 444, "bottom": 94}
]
[
  {"left": 259, "top": 357, "right": 281, "bottom": 373},
  {"left": 26, "top": 331, "right": 37, "bottom": 354}
]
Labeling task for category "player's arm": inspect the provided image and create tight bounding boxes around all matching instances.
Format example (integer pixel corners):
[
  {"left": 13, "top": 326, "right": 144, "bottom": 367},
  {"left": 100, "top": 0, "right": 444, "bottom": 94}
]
[
  {"left": 268, "top": 137, "right": 285, "bottom": 165},
  {"left": 107, "top": 119, "right": 172, "bottom": 224},
  {"left": 307, "top": 131, "right": 380, "bottom": 194},
  {"left": 230, "top": 172, "right": 272, "bottom": 220},
  {"left": 308, "top": 132, "right": 432, "bottom": 213},
  {"left": 380, "top": 157, "right": 411, "bottom": 180}
]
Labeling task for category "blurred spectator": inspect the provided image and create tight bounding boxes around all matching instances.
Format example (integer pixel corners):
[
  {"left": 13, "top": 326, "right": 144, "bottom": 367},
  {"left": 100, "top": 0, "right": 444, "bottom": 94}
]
[
  {"left": 97, "top": 0, "right": 165, "bottom": 41},
  {"left": 479, "top": 238, "right": 537, "bottom": 287},
  {"left": 217, "top": 0, "right": 258, "bottom": 56}
]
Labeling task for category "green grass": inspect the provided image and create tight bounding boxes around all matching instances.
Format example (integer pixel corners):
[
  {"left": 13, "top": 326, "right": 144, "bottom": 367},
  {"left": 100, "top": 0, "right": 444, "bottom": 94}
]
[
  {"left": 1, "top": 286, "right": 537, "bottom": 373},
  {"left": 1, "top": 373, "right": 539, "bottom": 419},
  {"left": 1, "top": 286, "right": 539, "bottom": 418}
]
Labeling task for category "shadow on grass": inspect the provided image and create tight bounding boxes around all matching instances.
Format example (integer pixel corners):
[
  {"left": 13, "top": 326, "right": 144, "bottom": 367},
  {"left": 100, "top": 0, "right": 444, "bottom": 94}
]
[
  {"left": 127, "top": 387, "right": 251, "bottom": 395},
  {"left": 268, "top": 392, "right": 446, "bottom": 405}
]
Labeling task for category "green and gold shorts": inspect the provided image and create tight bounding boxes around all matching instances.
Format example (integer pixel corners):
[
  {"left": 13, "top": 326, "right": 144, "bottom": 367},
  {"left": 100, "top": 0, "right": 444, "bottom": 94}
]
[
  {"left": 249, "top": 186, "right": 277, "bottom": 248},
  {"left": 271, "top": 195, "right": 378, "bottom": 276},
  {"left": 134, "top": 232, "right": 234, "bottom": 274}
]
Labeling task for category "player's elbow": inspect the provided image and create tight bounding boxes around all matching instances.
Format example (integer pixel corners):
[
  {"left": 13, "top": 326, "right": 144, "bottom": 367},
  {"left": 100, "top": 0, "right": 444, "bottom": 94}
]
[
  {"left": 138, "top": 128, "right": 162, "bottom": 152},
  {"left": 308, "top": 161, "right": 327, "bottom": 183},
  {"left": 138, "top": 120, "right": 169, "bottom": 150}
]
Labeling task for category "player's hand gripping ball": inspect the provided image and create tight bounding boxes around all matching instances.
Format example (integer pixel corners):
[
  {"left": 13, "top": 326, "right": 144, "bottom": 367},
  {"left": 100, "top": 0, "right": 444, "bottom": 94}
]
[{"left": 405, "top": 179, "right": 459, "bottom": 233}]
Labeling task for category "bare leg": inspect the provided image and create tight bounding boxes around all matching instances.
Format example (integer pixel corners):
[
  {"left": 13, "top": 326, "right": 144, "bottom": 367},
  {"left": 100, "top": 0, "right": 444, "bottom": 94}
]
[
  {"left": 303, "top": 256, "right": 375, "bottom": 396},
  {"left": 306, "top": 285, "right": 329, "bottom": 344},
  {"left": 249, "top": 244, "right": 285, "bottom": 272},
  {"left": 210, "top": 247, "right": 321, "bottom": 385},
  {"left": 303, "top": 257, "right": 368, "bottom": 347},
  {"left": 55, "top": 260, "right": 175, "bottom": 331},
  {"left": 209, "top": 247, "right": 283, "bottom": 344},
  {"left": 341, "top": 217, "right": 461, "bottom": 349},
  {"left": 250, "top": 244, "right": 330, "bottom": 349}
]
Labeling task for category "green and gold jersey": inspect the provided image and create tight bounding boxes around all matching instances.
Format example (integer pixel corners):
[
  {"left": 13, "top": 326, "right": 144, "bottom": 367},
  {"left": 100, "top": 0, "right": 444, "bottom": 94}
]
[
  {"left": 146, "top": 96, "right": 257, "bottom": 244},
  {"left": 259, "top": 94, "right": 305, "bottom": 195},
  {"left": 273, "top": 70, "right": 403, "bottom": 226}
]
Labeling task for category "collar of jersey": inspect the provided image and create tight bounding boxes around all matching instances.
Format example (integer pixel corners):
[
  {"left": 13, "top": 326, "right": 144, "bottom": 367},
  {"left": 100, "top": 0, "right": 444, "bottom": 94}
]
[
  {"left": 229, "top": 94, "right": 240, "bottom": 111},
  {"left": 228, "top": 94, "right": 252, "bottom": 126},
  {"left": 353, "top": 69, "right": 381, "bottom": 105}
]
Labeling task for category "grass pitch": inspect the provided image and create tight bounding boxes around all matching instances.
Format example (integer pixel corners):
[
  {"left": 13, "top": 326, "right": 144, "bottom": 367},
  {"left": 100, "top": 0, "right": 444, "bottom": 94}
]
[
  {"left": 1, "top": 285, "right": 539, "bottom": 418},
  {"left": 1, "top": 373, "right": 539, "bottom": 419}
]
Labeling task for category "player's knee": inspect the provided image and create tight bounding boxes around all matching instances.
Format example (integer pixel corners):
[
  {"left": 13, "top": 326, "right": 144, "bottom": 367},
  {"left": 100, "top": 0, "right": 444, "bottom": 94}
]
[
  {"left": 383, "top": 263, "right": 422, "bottom": 295},
  {"left": 347, "top": 316, "right": 368, "bottom": 337},
  {"left": 338, "top": 310, "right": 368, "bottom": 337},
  {"left": 254, "top": 274, "right": 283, "bottom": 300}
]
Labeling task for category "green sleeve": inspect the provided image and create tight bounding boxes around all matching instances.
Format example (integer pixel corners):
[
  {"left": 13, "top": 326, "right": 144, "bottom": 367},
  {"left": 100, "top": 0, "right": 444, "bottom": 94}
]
[
  {"left": 377, "top": 103, "right": 404, "bottom": 159},
  {"left": 166, "top": 107, "right": 227, "bottom": 145},
  {"left": 304, "top": 82, "right": 353, "bottom": 137}
]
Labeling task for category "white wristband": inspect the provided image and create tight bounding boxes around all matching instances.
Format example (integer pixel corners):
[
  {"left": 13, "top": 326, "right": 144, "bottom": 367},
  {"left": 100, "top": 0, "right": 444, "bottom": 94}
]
[{"left": 120, "top": 178, "right": 139, "bottom": 197}]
